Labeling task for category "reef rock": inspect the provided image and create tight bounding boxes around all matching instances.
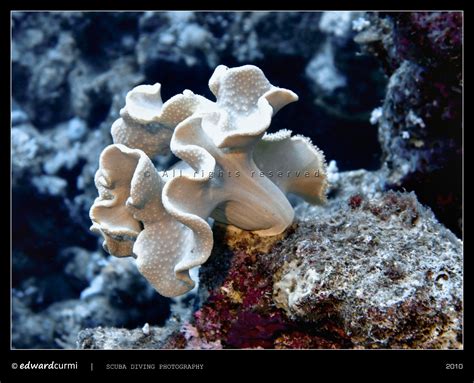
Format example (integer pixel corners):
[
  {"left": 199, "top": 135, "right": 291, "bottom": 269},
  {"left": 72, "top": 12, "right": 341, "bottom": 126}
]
[
  {"left": 186, "top": 190, "right": 462, "bottom": 349},
  {"left": 355, "top": 12, "right": 462, "bottom": 236},
  {"left": 77, "top": 183, "right": 462, "bottom": 349},
  {"left": 272, "top": 192, "right": 462, "bottom": 349},
  {"left": 77, "top": 320, "right": 181, "bottom": 350}
]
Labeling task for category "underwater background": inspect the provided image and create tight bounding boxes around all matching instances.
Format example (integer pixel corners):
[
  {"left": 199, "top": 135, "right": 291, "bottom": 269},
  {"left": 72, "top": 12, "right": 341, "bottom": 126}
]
[{"left": 11, "top": 11, "right": 462, "bottom": 349}]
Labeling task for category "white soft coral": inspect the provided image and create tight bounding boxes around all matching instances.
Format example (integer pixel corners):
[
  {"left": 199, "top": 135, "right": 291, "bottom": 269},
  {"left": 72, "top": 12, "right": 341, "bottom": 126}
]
[{"left": 90, "top": 64, "right": 328, "bottom": 297}]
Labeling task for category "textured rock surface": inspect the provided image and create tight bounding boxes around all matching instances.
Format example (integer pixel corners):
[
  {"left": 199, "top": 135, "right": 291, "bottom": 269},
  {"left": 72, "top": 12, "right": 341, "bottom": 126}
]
[
  {"left": 186, "top": 191, "right": 462, "bottom": 349},
  {"left": 274, "top": 192, "right": 462, "bottom": 349},
  {"left": 355, "top": 12, "right": 462, "bottom": 236},
  {"left": 77, "top": 185, "right": 462, "bottom": 349},
  {"left": 77, "top": 320, "right": 182, "bottom": 350}
]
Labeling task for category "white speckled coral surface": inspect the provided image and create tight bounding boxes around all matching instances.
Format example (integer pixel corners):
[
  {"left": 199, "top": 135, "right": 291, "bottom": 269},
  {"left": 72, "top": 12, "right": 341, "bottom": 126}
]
[{"left": 90, "top": 65, "right": 328, "bottom": 297}]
